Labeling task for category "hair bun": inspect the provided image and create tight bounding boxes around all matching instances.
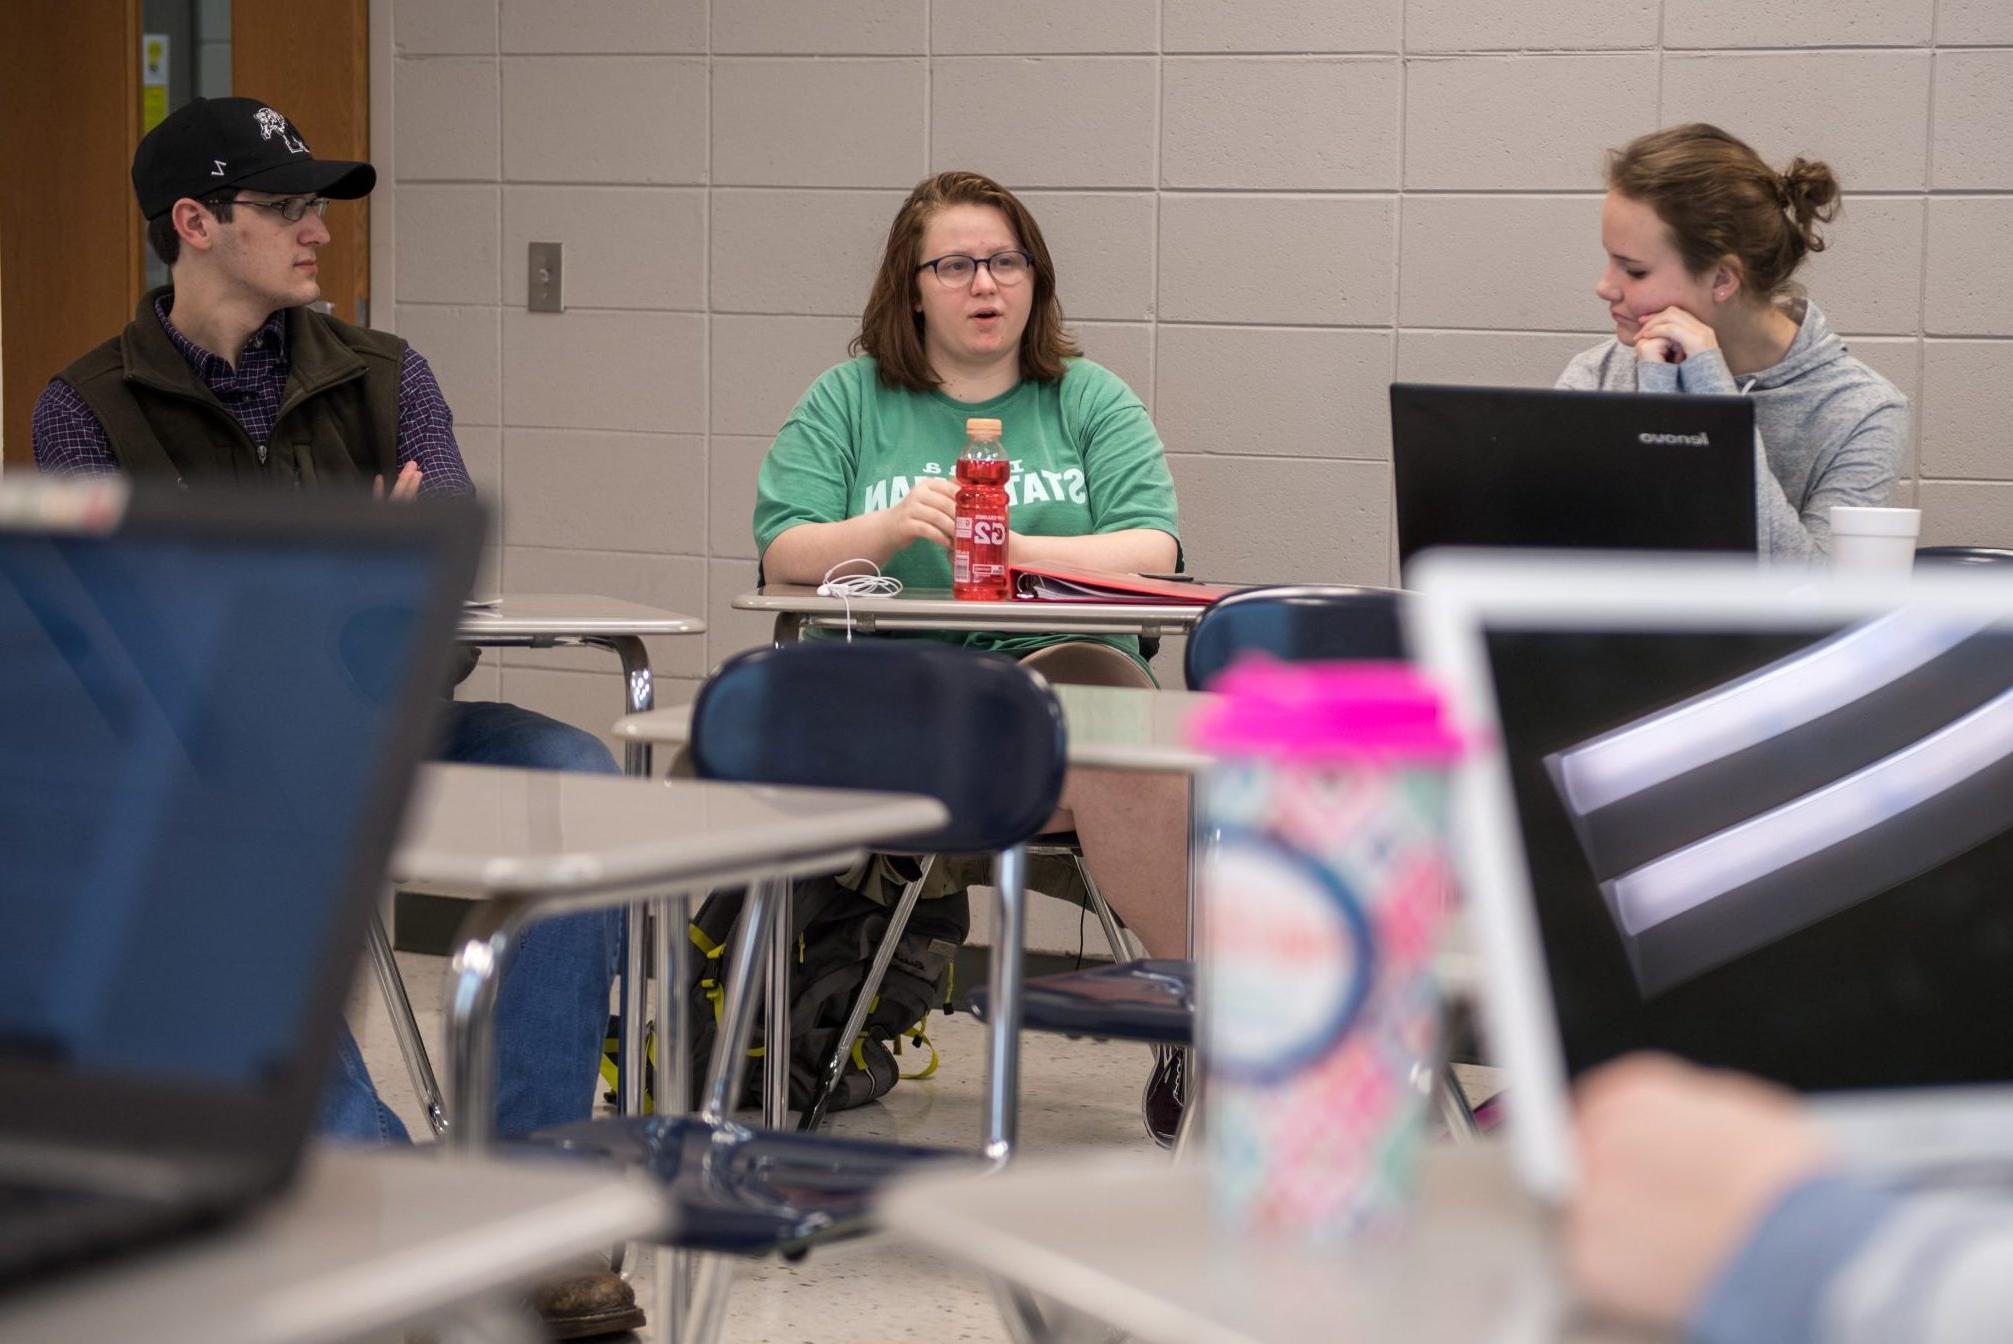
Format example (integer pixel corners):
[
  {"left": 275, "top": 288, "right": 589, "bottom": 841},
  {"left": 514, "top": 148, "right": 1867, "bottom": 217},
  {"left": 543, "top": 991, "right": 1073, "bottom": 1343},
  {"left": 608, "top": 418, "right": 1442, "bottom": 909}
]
[
  {"left": 1779, "top": 157, "right": 1841, "bottom": 222},
  {"left": 1777, "top": 156, "right": 1841, "bottom": 260}
]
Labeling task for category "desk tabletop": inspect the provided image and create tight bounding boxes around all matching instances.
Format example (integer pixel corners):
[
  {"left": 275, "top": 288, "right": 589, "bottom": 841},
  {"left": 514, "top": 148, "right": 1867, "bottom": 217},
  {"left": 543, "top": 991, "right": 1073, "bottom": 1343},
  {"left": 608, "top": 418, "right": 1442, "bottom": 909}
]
[
  {"left": 736, "top": 584, "right": 1212, "bottom": 637},
  {"left": 886, "top": 1146, "right": 1647, "bottom": 1344},
  {"left": 616, "top": 683, "right": 1223, "bottom": 774},
  {"left": 457, "top": 593, "right": 705, "bottom": 639},
  {"left": 0, "top": 1145, "right": 666, "bottom": 1344},
  {"left": 1051, "top": 683, "right": 1218, "bottom": 772},
  {"left": 392, "top": 763, "right": 948, "bottom": 897}
]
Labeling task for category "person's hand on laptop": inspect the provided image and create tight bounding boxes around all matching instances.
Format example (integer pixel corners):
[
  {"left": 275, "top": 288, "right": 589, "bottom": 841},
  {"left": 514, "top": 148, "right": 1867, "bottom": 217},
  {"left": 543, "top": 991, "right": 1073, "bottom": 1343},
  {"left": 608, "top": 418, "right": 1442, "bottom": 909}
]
[
  {"left": 1566, "top": 1053, "right": 1834, "bottom": 1329},
  {"left": 1633, "top": 306, "right": 1718, "bottom": 366},
  {"left": 373, "top": 461, "right": 424, "bottom": 502}
]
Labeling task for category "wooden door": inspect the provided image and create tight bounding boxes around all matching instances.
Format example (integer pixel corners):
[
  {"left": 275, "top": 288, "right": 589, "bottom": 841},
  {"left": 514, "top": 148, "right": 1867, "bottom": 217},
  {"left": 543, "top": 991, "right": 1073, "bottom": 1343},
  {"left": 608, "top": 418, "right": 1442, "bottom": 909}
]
[
  {"left": 234, "top": 0, "right": 371, "bottom": 328},
  {"left": 0, "top": 1, "right": 144, "bottom": 466}
]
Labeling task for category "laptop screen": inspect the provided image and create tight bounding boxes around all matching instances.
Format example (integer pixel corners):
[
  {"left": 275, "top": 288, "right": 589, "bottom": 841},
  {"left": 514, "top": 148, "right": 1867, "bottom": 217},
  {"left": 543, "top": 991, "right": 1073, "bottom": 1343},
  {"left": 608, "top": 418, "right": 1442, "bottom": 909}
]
[
  {"left": 0, "top": 533, "right": 440, "bottom": 1090},
  {"left": 1390, "top": 384, "right": 1758, "bottom": 570},
  {"left": 1485, "top": 616, "right": 2013, "bottom": 1092}
]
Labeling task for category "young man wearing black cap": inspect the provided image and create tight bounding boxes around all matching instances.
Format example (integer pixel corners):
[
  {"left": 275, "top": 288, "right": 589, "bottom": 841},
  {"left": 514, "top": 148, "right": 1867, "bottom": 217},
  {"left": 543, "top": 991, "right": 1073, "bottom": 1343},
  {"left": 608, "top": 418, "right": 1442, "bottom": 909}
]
[{"left": 32, "top": 98, "right": 643, "bottom": 1340}]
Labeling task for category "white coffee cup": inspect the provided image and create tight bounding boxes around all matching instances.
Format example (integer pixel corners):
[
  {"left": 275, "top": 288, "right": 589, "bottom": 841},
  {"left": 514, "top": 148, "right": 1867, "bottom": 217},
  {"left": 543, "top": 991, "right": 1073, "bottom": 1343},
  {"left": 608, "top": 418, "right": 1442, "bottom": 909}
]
[{"left": 1829, "top": 505, "right": 1920, "bottom": 577}]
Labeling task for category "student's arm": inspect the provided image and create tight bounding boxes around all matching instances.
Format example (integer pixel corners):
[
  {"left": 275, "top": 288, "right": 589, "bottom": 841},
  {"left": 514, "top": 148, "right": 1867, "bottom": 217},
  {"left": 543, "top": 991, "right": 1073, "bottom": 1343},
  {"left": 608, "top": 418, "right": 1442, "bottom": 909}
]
[
  {"left": 756, "top": 368, "right": 950, "bottom": 585},
  {"left": 1020, "top": 362, "right": 1179, "bottom": 573},
  {"left": 1795, "top": 1184, "right": 2013, "bottom": 1344},
  {"left": 1009, "top": 528, "right": 1177, "bottom": 571},
  {"left": 1655, "top": 346, "right": 1906, "bottom": 564},
  {"left": 1756, "top": 404, "right": 1908, "bottom": 563},
  {"left": 1566, "top": 1055, "right": 2013, "bottom": 1344},
  {"left": 762, "top": 481, "right": 958, "bottom": 584},
  {"left": 395, "top": 349, "right": 474, "bottom": 499},
  {"left": 1689, "top": 1174, "right": 1904, "bottom": 1344},
  {"left": 32, "top": 380, "right": 121, "bottom": 476},
  {"left": 1695, "top": 1173, "right": 2013, "bottom": 1344}
]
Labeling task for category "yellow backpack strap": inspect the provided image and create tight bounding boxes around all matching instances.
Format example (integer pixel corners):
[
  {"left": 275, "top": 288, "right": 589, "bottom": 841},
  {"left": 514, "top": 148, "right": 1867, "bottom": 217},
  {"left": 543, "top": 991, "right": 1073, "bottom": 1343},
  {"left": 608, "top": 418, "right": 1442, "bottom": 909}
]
[
  {"left": 892, "top": 1016, "right": 941, "bottom": 1081},
  {"left": 689, "top": 923, "right": 729, "bottom": 1027}
]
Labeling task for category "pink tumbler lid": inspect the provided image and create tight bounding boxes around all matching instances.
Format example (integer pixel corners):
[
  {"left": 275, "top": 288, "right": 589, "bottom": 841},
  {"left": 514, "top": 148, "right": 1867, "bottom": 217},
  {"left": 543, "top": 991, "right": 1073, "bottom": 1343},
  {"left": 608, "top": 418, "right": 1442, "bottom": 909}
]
[{"left": 1187, "top": 656, "right": 1465, "bottom": 762}]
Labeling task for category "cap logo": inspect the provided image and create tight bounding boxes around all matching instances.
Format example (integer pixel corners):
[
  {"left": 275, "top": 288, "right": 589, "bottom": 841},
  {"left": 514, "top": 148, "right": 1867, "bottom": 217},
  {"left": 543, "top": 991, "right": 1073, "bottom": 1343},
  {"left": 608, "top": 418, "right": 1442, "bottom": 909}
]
[
  {"left": 253, "top": 107, "right": 309, "bottom": 155},
  {"left": 211, "top": 159, "right": 227, "bottom": 176}
]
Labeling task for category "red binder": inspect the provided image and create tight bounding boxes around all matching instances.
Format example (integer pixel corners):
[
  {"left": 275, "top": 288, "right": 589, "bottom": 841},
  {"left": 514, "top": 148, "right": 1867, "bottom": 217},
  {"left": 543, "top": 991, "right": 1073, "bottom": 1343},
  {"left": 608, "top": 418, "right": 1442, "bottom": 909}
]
[{"left": 1008, "top": 561, "right": 1242, "bottom": 605}]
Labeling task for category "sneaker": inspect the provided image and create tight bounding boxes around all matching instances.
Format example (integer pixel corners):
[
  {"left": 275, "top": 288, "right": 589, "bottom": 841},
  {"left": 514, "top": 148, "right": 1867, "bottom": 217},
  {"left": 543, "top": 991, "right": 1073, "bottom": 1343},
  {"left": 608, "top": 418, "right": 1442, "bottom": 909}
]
[{"left": 1142, "top": 1045, "right": 1186, "bottom": 1148}]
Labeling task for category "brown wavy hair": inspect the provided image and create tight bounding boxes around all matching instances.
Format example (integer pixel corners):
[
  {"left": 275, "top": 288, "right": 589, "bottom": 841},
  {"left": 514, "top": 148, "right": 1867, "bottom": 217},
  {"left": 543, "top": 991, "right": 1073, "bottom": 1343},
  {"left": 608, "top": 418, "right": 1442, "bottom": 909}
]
[
  {"left": 851, "top": 171, "right": 1079, "bottom": 393},
  {"left": 1607, "top": 123, "right": 1842, "bottom": 302}
]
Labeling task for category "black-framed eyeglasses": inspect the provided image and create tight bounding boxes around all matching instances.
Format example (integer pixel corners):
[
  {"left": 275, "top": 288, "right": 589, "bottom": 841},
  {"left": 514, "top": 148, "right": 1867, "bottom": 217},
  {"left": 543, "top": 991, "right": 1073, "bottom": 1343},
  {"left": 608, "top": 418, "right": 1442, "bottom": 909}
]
[
  {"left": 915, "top": 250, "right": 1034, "bottom": 289},
  {"left": 215, "top": 196, "right": 332, "bottom": 223}
]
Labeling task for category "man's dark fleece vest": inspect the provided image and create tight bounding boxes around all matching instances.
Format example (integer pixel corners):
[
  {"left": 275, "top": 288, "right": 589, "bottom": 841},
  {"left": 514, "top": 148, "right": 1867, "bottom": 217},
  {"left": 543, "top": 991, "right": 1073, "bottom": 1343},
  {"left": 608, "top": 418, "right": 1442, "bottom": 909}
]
[{"left": 57, "top": 285, "right": 404, "bottom": 489}]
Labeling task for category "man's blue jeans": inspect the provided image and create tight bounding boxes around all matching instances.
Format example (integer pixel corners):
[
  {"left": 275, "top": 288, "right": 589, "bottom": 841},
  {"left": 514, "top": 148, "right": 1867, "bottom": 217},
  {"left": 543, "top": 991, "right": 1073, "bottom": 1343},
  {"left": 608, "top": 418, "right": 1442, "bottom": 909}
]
[{"left": 319, "top": 699, "right": 624, "bottom": 1143}]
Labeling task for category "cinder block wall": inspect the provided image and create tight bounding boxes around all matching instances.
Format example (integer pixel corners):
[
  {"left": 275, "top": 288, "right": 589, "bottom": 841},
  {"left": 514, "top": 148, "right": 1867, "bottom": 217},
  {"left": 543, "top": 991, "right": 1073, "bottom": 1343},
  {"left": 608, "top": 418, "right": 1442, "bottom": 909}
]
[{"left": 381, "top": 0, "right": 2013, "bottom": 743}]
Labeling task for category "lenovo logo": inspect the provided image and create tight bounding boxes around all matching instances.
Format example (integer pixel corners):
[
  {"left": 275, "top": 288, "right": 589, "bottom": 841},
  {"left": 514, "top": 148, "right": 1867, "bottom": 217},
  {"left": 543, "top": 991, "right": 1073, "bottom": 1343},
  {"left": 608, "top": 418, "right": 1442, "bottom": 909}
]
[{"left": 1638, "top": 431, "right": 1711, "bottom": 446}]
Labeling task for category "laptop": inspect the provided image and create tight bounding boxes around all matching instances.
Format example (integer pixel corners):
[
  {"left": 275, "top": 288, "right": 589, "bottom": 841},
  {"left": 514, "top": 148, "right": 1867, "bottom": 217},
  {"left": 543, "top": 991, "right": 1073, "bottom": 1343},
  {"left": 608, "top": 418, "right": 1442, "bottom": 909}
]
[
  {"left": 0, "top": 477, "right": 480, "bottom": 1284},
  {"left": 1389, "top": 384, "right": 1759, "bottom": 576},
  {"left": 1409, "top": 550, "right": 2013, "bottom": 1200}
]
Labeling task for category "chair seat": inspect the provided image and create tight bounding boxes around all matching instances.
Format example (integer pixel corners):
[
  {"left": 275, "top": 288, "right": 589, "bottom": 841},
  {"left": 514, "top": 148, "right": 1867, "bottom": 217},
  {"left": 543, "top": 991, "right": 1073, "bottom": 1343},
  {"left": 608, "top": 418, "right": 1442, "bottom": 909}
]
[
  {"left": 531, "top": 1115, "right": 976, "bottom": 1256},
  {"left": 963, "top": 958, "right": 1195, "bottom": 1046}
]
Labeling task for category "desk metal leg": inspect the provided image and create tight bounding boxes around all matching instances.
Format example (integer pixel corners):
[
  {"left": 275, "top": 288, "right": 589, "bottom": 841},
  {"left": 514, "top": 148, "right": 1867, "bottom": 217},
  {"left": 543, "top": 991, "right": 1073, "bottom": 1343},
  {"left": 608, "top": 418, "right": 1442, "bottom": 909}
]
[
  {"left": 445, "top": 904, "right": 518, "bottom": 1150},
  {"left": 1437, "top": 1064, "right": 1481, "bottom": 1142},
  {"left": 585, "top": 634, "right": 656, "bottom": 780},
  {"left": 988, "top": 1276, "right": 1059, "bottom": 1344},
  {"left": 543, "top": 634, "right": 657, "bottom": 1124},
  {"left": 1181, "top": 780, "right": 1208, "bottom": 1153},
  {"left": 653, "top": 894, "right": 693, "bottom": 1344},
  {"left": 583, "top": 633, "right": 657, "bottom": 1123},
  {"left": 620, "top": 907, "right": 648, "bottom": 1120},
  {"left": 366, "top": 907, "right": 449, "bottom": 1138},
  {"left": 985, "top": 844, "right": 1029, "bottom": 1165},
  {"left": 686, "top": 1255, "right": 738, "bottom": 1344},
  {"left": 702, "top": 882, "right": 779, "bottom": 1124},
  {"left": 764, "top": 881, "right": 793, "bottom": 1128}
]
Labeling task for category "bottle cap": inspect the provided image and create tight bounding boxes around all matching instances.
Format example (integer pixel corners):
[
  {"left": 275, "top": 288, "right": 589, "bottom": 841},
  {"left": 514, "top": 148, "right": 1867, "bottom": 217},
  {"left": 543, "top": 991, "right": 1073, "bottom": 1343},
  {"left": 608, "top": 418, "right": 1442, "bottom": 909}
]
[
  {"left": 965, "top": 418, "right": 1003, "bottom": 435},
  {"left": 1187, "top": 656, "right": 1467, "bottom": 763}
]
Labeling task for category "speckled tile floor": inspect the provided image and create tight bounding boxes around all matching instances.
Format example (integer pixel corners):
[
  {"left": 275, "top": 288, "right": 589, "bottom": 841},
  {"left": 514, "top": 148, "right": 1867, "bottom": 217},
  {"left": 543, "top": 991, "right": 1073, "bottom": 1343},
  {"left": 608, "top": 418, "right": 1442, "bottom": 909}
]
[{"left": 350, "top": 948, "right": 1164, "bottom": 1343}]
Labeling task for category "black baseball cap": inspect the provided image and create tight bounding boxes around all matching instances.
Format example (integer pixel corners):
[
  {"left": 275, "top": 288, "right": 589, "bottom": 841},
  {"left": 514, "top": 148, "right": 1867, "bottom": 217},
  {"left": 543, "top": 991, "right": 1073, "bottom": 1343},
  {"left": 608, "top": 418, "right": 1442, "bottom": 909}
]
[{"left": 132, "top": 97, "right": 376, "bottom": 220}]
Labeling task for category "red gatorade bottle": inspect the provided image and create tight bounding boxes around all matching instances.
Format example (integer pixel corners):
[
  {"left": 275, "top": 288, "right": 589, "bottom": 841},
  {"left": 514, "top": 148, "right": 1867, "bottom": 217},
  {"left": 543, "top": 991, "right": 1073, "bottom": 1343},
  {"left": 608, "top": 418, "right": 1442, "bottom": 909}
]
[{"left": 953, "top": 417, "right": 1010, "bottom": 601}]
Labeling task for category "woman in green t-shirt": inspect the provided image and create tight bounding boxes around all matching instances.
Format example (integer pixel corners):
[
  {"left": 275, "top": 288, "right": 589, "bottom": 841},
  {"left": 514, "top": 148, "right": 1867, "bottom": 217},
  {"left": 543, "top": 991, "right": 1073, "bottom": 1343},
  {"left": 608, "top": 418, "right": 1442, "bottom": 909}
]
[{"left": 754, "top": 171, "right": 1191, "bottom": 1141}]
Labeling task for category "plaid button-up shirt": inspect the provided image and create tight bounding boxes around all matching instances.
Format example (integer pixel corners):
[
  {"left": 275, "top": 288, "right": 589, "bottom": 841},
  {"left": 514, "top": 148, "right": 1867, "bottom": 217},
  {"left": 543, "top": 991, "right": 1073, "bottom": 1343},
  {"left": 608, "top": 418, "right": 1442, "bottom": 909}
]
[{"left": 32, "top": 296, "right": 473, "bottom": 498}]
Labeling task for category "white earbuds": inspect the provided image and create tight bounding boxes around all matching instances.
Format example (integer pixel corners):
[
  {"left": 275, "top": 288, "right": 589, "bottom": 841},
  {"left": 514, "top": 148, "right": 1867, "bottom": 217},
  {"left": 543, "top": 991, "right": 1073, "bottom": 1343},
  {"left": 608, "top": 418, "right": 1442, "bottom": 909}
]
[{"left": 817, "top": 560, "right": 903, "bottom": 640}]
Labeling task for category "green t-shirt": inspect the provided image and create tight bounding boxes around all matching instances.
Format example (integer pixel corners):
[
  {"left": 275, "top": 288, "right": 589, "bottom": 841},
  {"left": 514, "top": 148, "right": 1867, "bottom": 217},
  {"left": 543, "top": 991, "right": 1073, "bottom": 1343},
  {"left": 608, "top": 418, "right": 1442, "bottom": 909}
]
[{"left": 753, "top": 355, "right": 1181, "bottom": 663}]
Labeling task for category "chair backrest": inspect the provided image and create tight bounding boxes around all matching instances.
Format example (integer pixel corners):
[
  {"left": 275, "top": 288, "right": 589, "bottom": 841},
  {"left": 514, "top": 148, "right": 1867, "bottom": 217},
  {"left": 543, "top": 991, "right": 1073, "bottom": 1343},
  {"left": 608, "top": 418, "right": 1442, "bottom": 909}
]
[
  {"left": 690, "top": 642, "right": 1067, "bottom": 854},
  {"left": 1916, "top": 546, "right": 2013, "bottom": 567},
  {"left": 1183, "top": 584, "right": 1407, "bottom": 690}
]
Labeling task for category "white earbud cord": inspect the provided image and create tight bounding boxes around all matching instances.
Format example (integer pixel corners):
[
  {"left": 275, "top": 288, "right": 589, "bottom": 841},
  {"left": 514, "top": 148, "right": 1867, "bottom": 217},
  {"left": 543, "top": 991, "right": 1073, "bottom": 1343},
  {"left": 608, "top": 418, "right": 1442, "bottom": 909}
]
[{"left": 818, "top": 559, "right": 903, "bottom": 642}]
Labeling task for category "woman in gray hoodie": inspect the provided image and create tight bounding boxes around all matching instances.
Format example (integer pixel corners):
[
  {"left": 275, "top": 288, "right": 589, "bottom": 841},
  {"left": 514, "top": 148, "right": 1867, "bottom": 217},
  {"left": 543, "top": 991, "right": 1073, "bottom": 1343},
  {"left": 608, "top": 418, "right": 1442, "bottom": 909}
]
[{"left": 1557, "top": 124, "right": 1908, "bottom": 562}]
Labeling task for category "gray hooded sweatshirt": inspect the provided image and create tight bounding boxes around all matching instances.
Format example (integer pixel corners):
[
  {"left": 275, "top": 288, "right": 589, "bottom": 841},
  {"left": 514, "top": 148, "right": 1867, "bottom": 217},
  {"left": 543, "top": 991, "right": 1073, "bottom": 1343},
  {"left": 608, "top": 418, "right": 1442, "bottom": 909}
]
[{"left": 1556, "top": 299, "right": 1908, "bottom": 562}]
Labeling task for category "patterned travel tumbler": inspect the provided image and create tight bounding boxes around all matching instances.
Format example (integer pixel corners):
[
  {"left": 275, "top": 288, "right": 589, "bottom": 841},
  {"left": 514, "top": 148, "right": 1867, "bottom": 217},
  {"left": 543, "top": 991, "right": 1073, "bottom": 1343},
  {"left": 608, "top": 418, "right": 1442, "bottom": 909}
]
[{"left": 1189, "top": 658, "right": 1464, "bottom": 1243}]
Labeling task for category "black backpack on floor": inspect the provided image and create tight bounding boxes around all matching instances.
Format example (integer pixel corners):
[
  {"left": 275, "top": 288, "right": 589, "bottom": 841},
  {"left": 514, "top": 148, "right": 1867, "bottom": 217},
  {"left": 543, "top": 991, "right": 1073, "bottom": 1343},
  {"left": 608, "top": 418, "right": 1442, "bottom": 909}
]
[{"left": 678, "top": 875, "right": 969, "bottom": 1115}]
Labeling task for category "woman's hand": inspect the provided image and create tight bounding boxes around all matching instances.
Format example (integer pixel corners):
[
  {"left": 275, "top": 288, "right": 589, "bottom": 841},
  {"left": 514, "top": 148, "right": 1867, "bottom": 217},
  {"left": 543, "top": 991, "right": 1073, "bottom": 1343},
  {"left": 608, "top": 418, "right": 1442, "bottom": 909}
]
[
  {"left": 879, "top": 476, "right": 958, "bottom": 551},
  {"left": 1633, "top": 307, "right": 1719, "bottom": 366},
  {"left": 1566, "top": 1054, "right": 1834, "bottom": 1329}
]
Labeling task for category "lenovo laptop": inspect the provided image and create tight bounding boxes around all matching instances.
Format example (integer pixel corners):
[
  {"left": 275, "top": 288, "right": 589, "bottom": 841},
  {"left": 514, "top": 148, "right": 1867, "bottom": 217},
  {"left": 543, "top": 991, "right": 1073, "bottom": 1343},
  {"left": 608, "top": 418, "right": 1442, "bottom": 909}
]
[
  {"left": 1389, "top": 384, "right": 1758, "bottom": 576},
  {"left": 1410, "top": 551, "right": 2013, "bottom": 1200},
  {"left": 0, "top": 477, "right": 479, "bottom": 1283}
]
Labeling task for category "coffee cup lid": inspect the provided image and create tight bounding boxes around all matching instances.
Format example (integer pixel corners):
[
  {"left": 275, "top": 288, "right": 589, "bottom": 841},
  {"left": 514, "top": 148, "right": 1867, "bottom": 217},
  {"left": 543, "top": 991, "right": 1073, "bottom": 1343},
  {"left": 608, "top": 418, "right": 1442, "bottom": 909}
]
[{"left": 1829, "top": 506, "right": 1921, "bottom": 538}]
